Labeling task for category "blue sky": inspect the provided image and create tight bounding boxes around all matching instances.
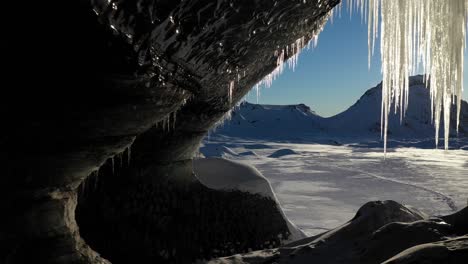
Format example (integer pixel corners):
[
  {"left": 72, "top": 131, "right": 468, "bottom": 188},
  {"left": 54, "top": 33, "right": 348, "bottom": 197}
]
[{"left": 246, "top": 8, "right": 468, "bottom": 117}]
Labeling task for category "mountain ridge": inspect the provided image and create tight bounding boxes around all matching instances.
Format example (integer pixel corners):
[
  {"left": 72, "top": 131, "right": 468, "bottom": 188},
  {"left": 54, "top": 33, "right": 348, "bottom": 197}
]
[{"left": 213, "top": 76, "right": 468, "bottom": 143}]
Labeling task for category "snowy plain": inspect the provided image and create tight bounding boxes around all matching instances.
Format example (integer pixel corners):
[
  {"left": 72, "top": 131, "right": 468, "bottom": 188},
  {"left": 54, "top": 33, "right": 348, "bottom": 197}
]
[
  {"left": 196, "top": 81, "right": 468, "bottom": 237},
  {"left": 199, "top": 138, "right": 468, "bottom": 236},
  {"left": 193, "top": 158, "right": 307, "bottom": 241}
]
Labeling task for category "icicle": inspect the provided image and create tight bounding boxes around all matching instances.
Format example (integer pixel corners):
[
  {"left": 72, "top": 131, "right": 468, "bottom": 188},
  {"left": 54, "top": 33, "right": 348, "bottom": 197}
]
[
  {"left": 249, "top": 7, "right": 332, "bottom": 103},
  {"left": 93, "top": 170, "right": 99, "bottom": 190},
  {"left": 161, "top": 117, "right": 165, "bottom": 131},
  {"left": 111, "top": 156, "right": 115, "bottom": 175},
  {"left": 166, "top": 114, "right": 170, "bottom": 131},
  {"left": 172, "top": 111, "right": 177, "bottom": 130},
  {"left": 81, "top": 176, "right": 86, "bottom": 196},
  {"left": 228, "top": 80, "right": 235, "bottom": 105},
  {"left": 287, "top": 37, "right": 306, "bottom": 71},
  {"left": 127, "top": 145, "right": 132, "bottom": 165},
  {"left": 162, "top": 114, "right": 169, "bottom": 132},
  {"left": 351, "top": 0, "right": 466, "bottom": 151},
  {"left": 255, "top": 83, "right": 260, "bottom": 103}
]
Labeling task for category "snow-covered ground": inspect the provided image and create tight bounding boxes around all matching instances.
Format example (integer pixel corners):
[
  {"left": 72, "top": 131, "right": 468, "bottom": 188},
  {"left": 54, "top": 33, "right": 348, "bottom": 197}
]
[
  {"left": 199, "top": 139, "right": 468, "bottom": 236},
  {"left": 194, "top": 158, "right": 306, "bottom": 242},
  {"left": 198, "top": 79, "right": 468, "bottom": 237}
]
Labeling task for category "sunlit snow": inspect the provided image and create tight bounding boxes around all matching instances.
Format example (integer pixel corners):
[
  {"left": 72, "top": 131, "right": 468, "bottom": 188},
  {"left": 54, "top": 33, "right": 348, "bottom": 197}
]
[
  {"left": 200, "top": 93, "right": 467, "bottom": 236},
  {"left": 200, "top": 140, "right": 468, "bottom": 236}
]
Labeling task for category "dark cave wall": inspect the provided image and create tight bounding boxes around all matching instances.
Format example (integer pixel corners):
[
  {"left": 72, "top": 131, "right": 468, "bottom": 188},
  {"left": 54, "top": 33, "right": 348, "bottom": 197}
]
[
  {"left": 74, "top": 112, "right": 293, "bottom": 263},
  {"left": 1, "top": 0, "right": 339, "bottom": 263},
  {"left": 76, "top": 157, "right": 290, "bottom": 264}
]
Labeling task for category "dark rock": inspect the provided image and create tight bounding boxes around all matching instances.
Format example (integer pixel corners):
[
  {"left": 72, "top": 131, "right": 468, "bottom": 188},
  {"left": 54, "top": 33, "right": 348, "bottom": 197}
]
[
  {"left": 383, "top": 235, "right": 468, "bottom": 264},
  {"left": 442, "top": 206, "right": 468, "bottom": 235},
  {"left": 210, "top": 202, "right": 468, "bottom": 264},
  {"left": 76, "top": 157, "right": 290, "bottom": 264},
  {"left": 1, "top": 0, "right": 338, "bottom": 262}
]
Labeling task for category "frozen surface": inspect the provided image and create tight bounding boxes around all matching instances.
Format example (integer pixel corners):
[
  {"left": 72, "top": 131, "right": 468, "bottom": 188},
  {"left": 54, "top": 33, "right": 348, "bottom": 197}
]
[
  {"left": 200, "top": 139, "right": 468, "bottom": 236},
  {"left": 193, "top": 158, "right": 307, "bottom": 242},
  {"left": 194, "top": 158, "right": 273, "bottom": 198},
  {"left": 201, "top": 83, "right": 468, "bottom": 236}
]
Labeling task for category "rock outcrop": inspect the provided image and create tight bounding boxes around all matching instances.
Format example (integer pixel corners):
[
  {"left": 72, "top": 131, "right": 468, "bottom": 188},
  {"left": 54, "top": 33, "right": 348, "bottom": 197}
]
[
  {"left": 1, "top": 0, "right": 338, "bottom": 263},
  {"left": 209, "top": 201, "right": 468, "bottom": 264},
  {"left": 77, "top": 169, "right": 290, "bottom": 264},
  {"left": 383, "top": 235, "right": 468, "bottom": 264}
]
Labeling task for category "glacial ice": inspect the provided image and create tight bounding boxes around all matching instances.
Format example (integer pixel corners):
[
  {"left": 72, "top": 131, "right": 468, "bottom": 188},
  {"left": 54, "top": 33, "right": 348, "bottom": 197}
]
[{"left": 354, "top": 0, "right": 466, "bottom": 151}]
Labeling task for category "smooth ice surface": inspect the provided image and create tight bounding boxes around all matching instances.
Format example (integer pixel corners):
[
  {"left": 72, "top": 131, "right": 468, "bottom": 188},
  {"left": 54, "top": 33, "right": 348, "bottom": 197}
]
[{"left": 200, "top": 140, "right": 468, "bottom": 236}]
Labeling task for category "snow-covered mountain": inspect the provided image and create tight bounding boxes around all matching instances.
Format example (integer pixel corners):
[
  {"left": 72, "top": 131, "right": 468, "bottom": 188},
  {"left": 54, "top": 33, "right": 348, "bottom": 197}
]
[
  {"left": 213, "top": 103, "right": 324, "bottom": 141},
  {"left": 211, "top": 76, "right": 468, "bottom": 142},
  {"left": 324, "top": 75, "right": 468, "bottom": 139}
]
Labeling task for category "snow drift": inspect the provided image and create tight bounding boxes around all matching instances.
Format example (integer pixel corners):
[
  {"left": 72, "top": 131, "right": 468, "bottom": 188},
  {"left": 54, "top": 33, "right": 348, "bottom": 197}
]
[{"left": 194, "top": 158, "right": 306, "bottom": 242}]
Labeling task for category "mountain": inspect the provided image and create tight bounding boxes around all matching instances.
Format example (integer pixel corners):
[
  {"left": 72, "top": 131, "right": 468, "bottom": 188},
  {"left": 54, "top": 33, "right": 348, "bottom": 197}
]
[
  {"left": 324, "top": 75, "right": 468, "bottom": 139},
  {"left": 214, "top": 103, "right": 324, "bottom": 141},
  {"left": 211, "top": 76, "right": 468, "bottom": 142}
]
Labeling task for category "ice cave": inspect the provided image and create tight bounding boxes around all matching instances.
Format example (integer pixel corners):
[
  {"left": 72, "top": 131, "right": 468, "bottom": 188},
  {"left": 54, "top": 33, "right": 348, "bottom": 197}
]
[{"left": 1, "top": 0, "right": 467, "bottom": 263}]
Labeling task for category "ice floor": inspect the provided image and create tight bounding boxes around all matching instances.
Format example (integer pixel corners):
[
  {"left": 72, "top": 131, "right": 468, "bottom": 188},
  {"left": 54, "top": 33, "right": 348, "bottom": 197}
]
[{"left": 200, "top": 139, "right": 468, "bottom": 236}]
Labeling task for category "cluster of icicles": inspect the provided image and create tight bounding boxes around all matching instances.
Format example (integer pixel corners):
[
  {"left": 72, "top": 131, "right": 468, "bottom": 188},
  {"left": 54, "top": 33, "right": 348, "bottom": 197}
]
[
  {"left": 223, "top": 16, "right": 325, "bottom": 126},
  {"left": 246, "top": 0, "right": 467, "bottom": 152},
  {"left": 359, "top": 0, "right": 467, "bottom": 152},
  {"left": 227, "top": 35, "right": 321, "bottom": 105},
  {"left": 232, "top": 12, "right": 327, "bottom": 104}
]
